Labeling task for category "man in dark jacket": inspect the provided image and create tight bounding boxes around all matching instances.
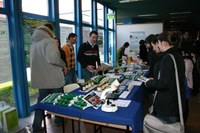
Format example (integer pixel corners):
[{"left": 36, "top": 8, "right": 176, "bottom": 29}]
[{"left": 77, "top": 31, "right": 101, "bottom": 81}]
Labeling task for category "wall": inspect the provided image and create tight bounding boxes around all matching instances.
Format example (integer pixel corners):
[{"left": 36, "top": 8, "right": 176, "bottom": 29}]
[{"left": 117, "top": 23, "right": 163, "bottom": 58}]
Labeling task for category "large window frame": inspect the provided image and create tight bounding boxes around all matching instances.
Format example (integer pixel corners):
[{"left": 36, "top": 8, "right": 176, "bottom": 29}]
[
  {"left": 3, "top": 0, "right": 116, "bottom": 117},
  {"left": 0, "top": 14, "right": 15, "bottom": 106}
]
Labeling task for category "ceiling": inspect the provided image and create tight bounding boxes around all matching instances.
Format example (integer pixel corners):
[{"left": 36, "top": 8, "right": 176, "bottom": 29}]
[{"left": 104, "top": 0, "right": 200, "bottom": 31}]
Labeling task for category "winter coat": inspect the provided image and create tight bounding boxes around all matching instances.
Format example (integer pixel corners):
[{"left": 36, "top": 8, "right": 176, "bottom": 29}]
[
  {"left": 30, "top": 26, "right": 66, "bottom": 89},
  {"left": 77, "top": 41, "right": 101, "bottom": 69},
  {"left": 146, "top": 46, "right": 186, "bottom": 117}
]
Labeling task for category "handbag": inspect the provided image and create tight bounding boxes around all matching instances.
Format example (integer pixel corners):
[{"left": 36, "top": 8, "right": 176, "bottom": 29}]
[{"left": 143, "top": 54, "right": 185, "bottom": 133}]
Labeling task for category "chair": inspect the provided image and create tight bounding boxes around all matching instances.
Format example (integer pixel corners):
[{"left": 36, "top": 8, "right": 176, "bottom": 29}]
[{"left": 63, "top": 83, "right": 80, "bottom": 93}]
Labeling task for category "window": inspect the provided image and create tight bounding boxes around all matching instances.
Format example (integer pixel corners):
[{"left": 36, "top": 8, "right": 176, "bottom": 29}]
[
  {"left": 0, "top": 0, "right": 4, "bottom": 8},
  {"left": 98, "top": 29, "right": 104, "bottom": 62},
  {"left": 59, "top": 23, "right": 75, "bottom": 47},
  {"left": 82, "top": 26, "right": 91, "bottom": 43},
  {"left": 97, "top": 3, "right": 104, "bottom": 27},
  {"left": 0, "top": 15, "right": 14, "bottom": 106},
  {"left": 23, "top": 18, "right": 53, "bottom": 106},
  {"left": 82, "top": 0, "right": 92, "bottom": 24},
  {"left": 59, "top": 0, "right": 74, "bottom": 21},
  {"left": 109, "top": 31, "right": 114, "bottom": 64},
  {"left": 22, "top": 0, "right": 48, "bottom": 16},
  {"left": 108, "top": 9, "right": 114, "bottom": 29}
]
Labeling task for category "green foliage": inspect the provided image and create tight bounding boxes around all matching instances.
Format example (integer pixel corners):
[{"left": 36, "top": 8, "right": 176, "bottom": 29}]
[{"left": 0, "top": 81, "right": 38, "bottom": 106}]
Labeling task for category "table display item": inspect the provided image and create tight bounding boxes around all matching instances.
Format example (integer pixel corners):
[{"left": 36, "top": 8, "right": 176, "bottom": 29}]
[
  {"left": 41, "top": 93, "right": 89, "bottom": 110},
  {"left": 100, "top": 79, "right": 120, "bottom": 112},
  {"left": 93, "top": 75, "right": 106, "bottom": 84},
  {"left": 79, "top": 80, "right": 97, "bottom": 93},
  {"left": 53, "top": 94, "right": 88, "bottom": 110},
  {"left": 82, "top": 91, "right": 102, "bottom": 109},
  {"left": 41, "top": 93, "right": 62, "bottom": 104}
]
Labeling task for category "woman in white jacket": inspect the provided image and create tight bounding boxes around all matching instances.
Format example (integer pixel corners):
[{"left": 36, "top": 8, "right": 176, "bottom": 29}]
[{"left": 30, "top": 23, "right": 66, "bottom": 132}]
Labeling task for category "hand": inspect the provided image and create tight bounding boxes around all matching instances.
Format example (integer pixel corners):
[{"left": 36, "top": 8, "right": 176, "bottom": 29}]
[
  {"left": 96, "top": 66, "right": 102, "bottom": 72},
  {"left": 63, "top": 67, "right": 68, "bottom": 74},
  {"left": 144, "top": 78, "right": 153, "bottom": 87},
  {"left": 87, "top": 65, "right": 95, "bottom": 72}
]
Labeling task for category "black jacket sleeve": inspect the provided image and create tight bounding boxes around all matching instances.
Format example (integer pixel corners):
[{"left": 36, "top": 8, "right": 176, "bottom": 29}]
[
  {"left": 146, "top": 55, "right": 173, "bottom": 91},
  {"left": 77, "top": 44, "right": 87, "bottom": 68}
]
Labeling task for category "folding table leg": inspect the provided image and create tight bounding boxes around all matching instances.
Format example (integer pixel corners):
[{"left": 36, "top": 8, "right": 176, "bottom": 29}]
[
  {"left": 62, "top": 118, "right": 65, "bottom": 133},
  {"left": 72, "top": 119, "right": 75, "bottom": 133},
  {"left": 93, "top": 124, "right": 102, "bottom": 133},
  {"left": 42, "top": 110, "right": 47, "bottom": 133},
  {"left": 125, "top": 125, "right": 130, "bottom": 133}
]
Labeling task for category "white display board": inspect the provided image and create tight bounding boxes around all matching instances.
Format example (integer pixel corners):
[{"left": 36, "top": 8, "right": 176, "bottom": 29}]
[{"left": 117, "top": 23, "right": 163, "bottom": 58}]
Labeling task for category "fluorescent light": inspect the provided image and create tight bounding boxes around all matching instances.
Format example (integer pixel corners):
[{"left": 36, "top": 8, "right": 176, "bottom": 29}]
[
  {"left": 169, "top": 11, "right": 191, "bottom": 15},
  {"left": 119, "top": 0, "right": 129, "bottom": 3},
  {"left": 171, "top": 16, "right": 186, "bottom": 19},
  {"left": 170, "top": 20, "right": 186, "bottom": 23},
  {"left": 119, "top": 0, "right": 143, "bottom": 3},
  {"left": 138, "top": 14, "right": 158, "bottom": 17}
]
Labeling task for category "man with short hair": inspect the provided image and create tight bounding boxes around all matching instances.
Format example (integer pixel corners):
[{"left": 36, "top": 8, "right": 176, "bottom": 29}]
[
  {"left": 62, "top": 33, "right": 77, "bottom": 84},
  {"left": 117, "top": 42, "right": 129, "bottom": 66},
  {"left": 77, "top": 31, "right": 101, "bottom": 81}
]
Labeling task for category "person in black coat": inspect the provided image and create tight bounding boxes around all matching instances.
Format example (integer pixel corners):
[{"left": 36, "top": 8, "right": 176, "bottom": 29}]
[
  {"left": 145, "top": 35, "right": 156, "bottom": 77},
  {"left": 145, "top": 31, "right": 186, "bottom": 124},
  {"left": 139, "top": 39, "right": 148, "bottom": 62}
]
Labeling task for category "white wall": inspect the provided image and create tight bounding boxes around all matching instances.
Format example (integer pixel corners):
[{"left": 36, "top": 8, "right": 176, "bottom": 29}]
[{"left": 117, "top": 23, "right": 163, "bottom": 58}]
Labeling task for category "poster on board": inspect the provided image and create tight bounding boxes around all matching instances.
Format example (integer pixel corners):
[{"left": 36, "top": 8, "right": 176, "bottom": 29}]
[
  {"left": 129, "top": 31, "right": 145, "bottom": 54},
  {"left": 23, "top": 18, "right": 54, "bottom": 67}
]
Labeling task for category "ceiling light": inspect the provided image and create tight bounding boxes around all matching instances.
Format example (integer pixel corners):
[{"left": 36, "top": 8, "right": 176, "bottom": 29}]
[
  {"left": 119, "top": 0, "right": 143, "bottom": 3},
  {"left": 171, "top": 16, "right": 187, "bottom": 19},
  {"left": 169, "top": 11, "right": 191, "bottom": 15},
  {"left": 138, "top": 14, "right": 158, "bottom": 17},
  {"left": 170, "top": 20, "right": 186, "bottom": 23}
]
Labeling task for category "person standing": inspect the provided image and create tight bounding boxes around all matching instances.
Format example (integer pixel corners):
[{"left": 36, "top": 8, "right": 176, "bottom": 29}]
[
  {"left": 62, "top": 33, "right": 77, "bottom": 84},
  {"left": 77, "top": 31, "right": 101, "bottom": 81},
  {"left": 30, "top": 23, "right": 66, "bottom": 132},
  {"left": 116, "top": 42, "right": 129, "bottom": 66},
  {"left": 139, "top": 39, "right": 148, "bottom": 62},
  {"left": 145, "top": 31, "right": 186, "bottom": 124}
]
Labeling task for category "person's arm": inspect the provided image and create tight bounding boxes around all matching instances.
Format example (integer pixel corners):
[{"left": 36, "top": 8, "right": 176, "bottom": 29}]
[
  {"left": 45, "top": 39, "right": 66, "bottom": 67},
  {"left": 120, "top": 47, "right": 127, "bottom": 56},
  {"left": 77, "top": 43, "right": 88, "bottom": 68},
  {"left": 146, "top": 55, "right": 173, "bottom": 91}
]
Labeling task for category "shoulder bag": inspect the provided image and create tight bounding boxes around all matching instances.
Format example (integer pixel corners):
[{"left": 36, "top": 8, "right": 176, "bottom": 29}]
[{"left": 143, "top": 54, "right": 185, "bottom": 133}]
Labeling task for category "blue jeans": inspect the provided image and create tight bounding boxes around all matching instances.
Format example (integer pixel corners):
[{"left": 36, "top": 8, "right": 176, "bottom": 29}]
[
  {"left": 82, "top": 68, "right": 93, "bottom": 82},
  {"left": 65, "top": 68, "right": 77, "bottom": 84},
  {"left": 32, "top": 88, "right": 63, "bottom": 132}
]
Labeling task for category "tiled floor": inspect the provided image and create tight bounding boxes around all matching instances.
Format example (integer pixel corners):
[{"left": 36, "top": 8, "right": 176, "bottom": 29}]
[{"left": 14, "top": 93, "right": 200, "bottom": 133}]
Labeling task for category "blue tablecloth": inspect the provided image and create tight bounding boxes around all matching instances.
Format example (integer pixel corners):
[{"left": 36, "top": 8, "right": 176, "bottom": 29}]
[
  {"left": 34, "top": 79, "right": 145, "bottom": 133},
  {"left": 35, "top": 100, "right": 141, "bottom": 133}
]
